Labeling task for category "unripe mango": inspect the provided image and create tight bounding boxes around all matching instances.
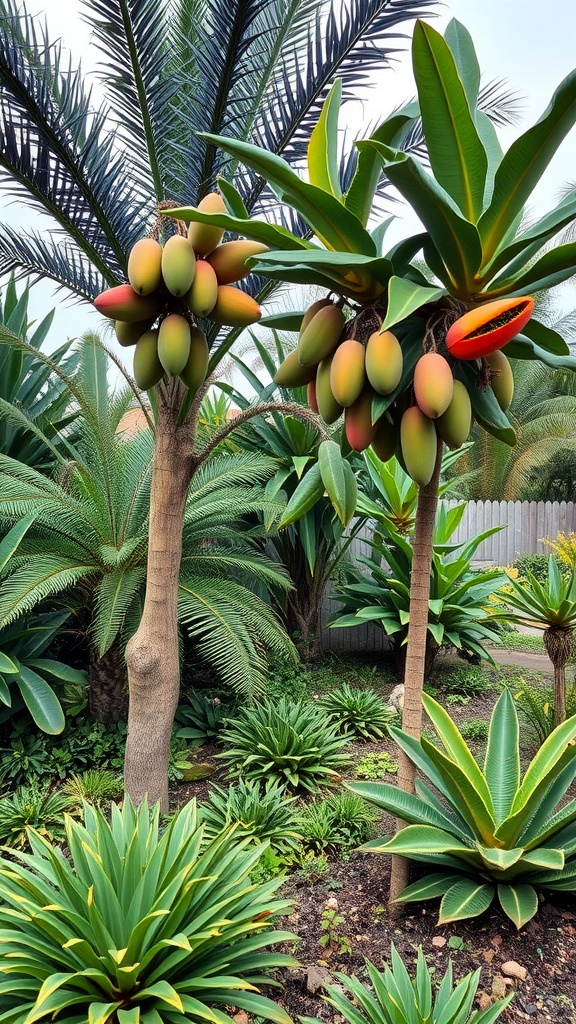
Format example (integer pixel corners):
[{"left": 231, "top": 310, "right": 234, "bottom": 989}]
[
  {"left": 127, "top": 238, "right": 163, "bottom": 295},
  {"left": 414, "top": 352, "right": 454, "bottom": 419},
  {"left": 133, "top": 329, "right": 163, "bottom": 391},
  {"left": 316, "top": 356, "right": 343, "bottom": 425},
  {"left": 274, "top": 350, "right": 316, "bottom": 388},
  {"left": 187, "top": 192, "right": 227, "bottom": 256},
  {"left": 345, "top": 387, "right": 377, "bottom": 453},
  {"left": 158, "top": 314, "right": 191, "bottom": 375},
  {"left": 400, "top": 406, "right": 437, "bottom": 486},
  {"left": 371, "top": 417, "right": 397, "bottom": 463},
  {"left": 436, "top": 380, "right": 472, "bottom": 450},
  {"left": 94, "top": 284, "right": 162, "bottom": 323},
  {"left": 299, "top": 298, "right": 333, "bottom": 336},
  {"left": 210, "top": 285, "right": 262, "bottom": 328},
  {"left": 207, "top": 241, "right": 269, "bottom": 284},
  {"left": 365, "top": 330, "right": 403, "bottom": 395},
  {"left": 179, "top": 326, "right": 209, "bottom": 394},
  {"left": 486, "top": 350, "right": 514, "bottom": 410},
  {"left": 161, "top": 235, "right": 196, "bottom": 297},
  {"left": 186, "top": 260, "right": 219, "bottom": 317},
  {"left": 298, "top": 305, "right": 345, "bottom": 366},
  {"left": 307, "top": 380, "right": 319, "bottom": 414},
  {"left": 330, "top": 339, "right": 366, "bottom": 407},
  {"left": 114, "top": 319, "right": 154, "bottom": 347}
]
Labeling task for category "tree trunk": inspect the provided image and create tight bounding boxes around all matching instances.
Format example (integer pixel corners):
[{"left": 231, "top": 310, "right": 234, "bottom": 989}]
[
  {"left": 544, "top": 626, "right": 572, "bottom": 728},
  {"left": 124, "top": 404, "right": 191, "bottom": 811},
  {"left": 389, "top": 439, "right": 443, "bottom": 904},
  {"left": 89, "top": 639, "right": 128, "bottom": 724}
]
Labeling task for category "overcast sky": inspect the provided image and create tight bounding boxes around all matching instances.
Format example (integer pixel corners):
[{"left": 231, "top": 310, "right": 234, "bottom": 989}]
[{"left": 3, "top": 0, "right": 576, "bottom": 353}]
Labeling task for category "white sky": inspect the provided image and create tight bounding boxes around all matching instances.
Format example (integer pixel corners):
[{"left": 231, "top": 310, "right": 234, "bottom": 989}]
[{"left": 2, "top": 0, "right": 576, "bottom": 356}]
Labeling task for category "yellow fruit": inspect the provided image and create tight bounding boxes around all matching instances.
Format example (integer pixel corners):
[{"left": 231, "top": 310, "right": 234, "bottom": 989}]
[
  {"left": 365, "top": 330, "right": 403, "bottom": 395},
  {"left": 436, "top": 380, "right": 472, "bottom": 450},
  {"left": 330, "top": 339, "right": 366, "bottom": 408},
  {"left": 127, "top": 238, "right": 163, "bottom": 296},
  {"left": 345, "top": 387, "right": 377, "bottom": 452},
  {"left": 299, "top": 298, "right": 333, "bottom": 335},
  {"left": 94, "top": 284, "right": 161, "bottom": 323},
  {"left": 114, "top": 319, "right": 154, "bottom": 347},
  {"left": 133, "top": 329, "right": 163, "bottom": 391},
  {"left": 179, "top": 326, "right": 209, "bottom": 394},
  {"left": 400, "top": 406, "right": 437, "bottom": 486},
  {"left": 161, "top": 235, "right": 196, "bottom": 297},
  {"left": 274, "top": 350, "right": 316, "bottom": 388},
  {"left": 371, "top": 417, "right": 397, "bottom": 463},
  {"left": 210, "top": 286, "right": 262, "bottom": 328},
  {"left": 187, "top": 192, "right": 227, "bottom": 256},
  {"left": 316, "top": 356, "right": 343, "bottom": 425},
  {"left": 413, "top": 352, "right": 454, "bottom": 419},
  {"left": 207, "top": 241, "right": 269, "bottom": 284},
  {"left": 486, "top": 350, "right": 514, "bottom": 410},
  {"left": 297, "top": 305, "right": 345, "bottom": 366},
  {"left": 158, "top": 314, "right": 191, "bottom": 375},
  {"left": 186, "top": 260, "right": 219, "bottom": 317}
]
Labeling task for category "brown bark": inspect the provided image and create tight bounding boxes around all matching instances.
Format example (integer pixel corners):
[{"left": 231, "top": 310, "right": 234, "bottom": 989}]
[
  {"left": 389, "top": 439, "right": 443, "bottom": 904},
  {"left": 124, "top": 402, "right": 192, "bottom": 811},
  {"left": 88, "top": 639, "right": 128, "bottom": 723},
  {"left": 544, "top": 626, "right": 572, "bottom": 728}
]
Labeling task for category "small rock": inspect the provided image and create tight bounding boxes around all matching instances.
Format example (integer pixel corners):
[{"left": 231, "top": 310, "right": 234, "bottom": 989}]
[
  {"left": 387, "top": 683, "right": 404, "bottom": 711},
  {"left": 306, "top": 965, "right": 334, "bottom": 995},
  {"left": 432, "top": 936, "right": 446, "bottom": 948},
  {"left": 476, "top": 992, "right": 492, "bottom": 1011},
  {"left": 483, "top": 949, "right": 495, "bottom": 964},
  {"left": 325, "top": 897, "right": 339, "bottom": 910},
  {"left": 491, "top": 934, "right": 502, "bottom": 948},
  {"left": 232, "top": 1012, "right": 248, "bottom": 1024},
  {"left": 501, "top": 960, "right": 527, "bottom": 982},
  {"left": 179, "top": 763, "right": 214, "bottom": 781}
]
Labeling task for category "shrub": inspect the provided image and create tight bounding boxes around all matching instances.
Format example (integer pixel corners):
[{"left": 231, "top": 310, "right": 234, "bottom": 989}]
[
  {"left": 319, "top": 683, "right": 396, "bottom": 740},
  {"left": 460, "top": 718, "right": 490, "bottom": 742},
  {"left": 219, "top": 697, "right": 352, "bottom": 793},
  {"left": 512, "top": 552, "right": 554, "bottom": 583},
  {"left": 512, "top": 678, "right": 576, "bottom": 745},
  {"left": 429, "top": 661, "right": 488, "bottom": 698},
  {"left": 0, "top": 784, "right": 72, "bottom": 850},
  {"left": 0, "top": 798, "right": 296, "bottom": 1024},
  {"left": 265, "top": 655, "right": 311, "bottom": 702},
  {"left": 300, "top": 792, "right": 378, "bottom": 855},
  {"left": 544, "top": 531, "right": 576, "bottom": 570},
  {"left": 175, "top": 691, "right": 228, "bottom": 744},
  {"left": 350, "top": 690, "right": 576, "bottom": 928},
  {"left": 62, "top": 769, "right": 124, "bottom": 806},
  {"left": 199, "top": 778, "right": 302, "bottom": 853}
]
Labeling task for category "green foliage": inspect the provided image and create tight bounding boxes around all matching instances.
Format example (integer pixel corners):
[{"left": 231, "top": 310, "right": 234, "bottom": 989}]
[
  {"left": 0, "top": 716, "right": 127, "bottom": 785},
  {"left": 175, "top": 692, "right": 228, "bottom": 745},
  {"left": 511, "top": 679, "right": 576, "bottom": 746},
  {"left": 513, "top": 553, "right": 561, "bottom": 584},
  {"left": 219, "top": 697, "right": 353, "bottom": 793},
  {"left": 319, "top": 906, "right": 352, "bottom": 955},
  {"left": 0, "top": 798, "right": 296, "bottom": 1024},
  {"left": 199, "top": 779, "right": 303, "bottom": 854},
  {"left": 62, "top": 769, "right": 124, "bottom": 807},
  {"left": 297, "top": 852, "right": 331, "bottom": 883},
  {"left": 319, "top": 683, "right": 396, "bottom": 739},
  {"left": 355, "top": 751, "right": 399, "bottom": 779},
  {"left": 302, "top": 945, "right": 512, "bottom": 1024},
  {"left": 545, "top": 531, "right": 576, "bottom": 570},
  {"left": 501, "top": 557, "right": 576, "bottom": 630},
  {"left": 300, "top": 792, "right": 378, "bottom": 855},
  {"left": 265, "top": 655, "right": 311, "bottom": 703},
  {"left": 459, "top": 719, "right": 490, "bottom": 742},
  {"left": 0, "top": 784, "right": 72, "bottom": 850},
  {"left": 496, "top": 632, "right": 546, "bottom": 654},
  {"left": 350, "top": 690, "right": 576, "bottom": 928},
  {"left": 429, "top": 661, "right": 489, "bottom": 698}
]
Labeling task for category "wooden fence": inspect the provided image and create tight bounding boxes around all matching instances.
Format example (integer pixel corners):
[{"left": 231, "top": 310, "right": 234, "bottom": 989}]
[{"left": 319, "top": 500, "right": 576, "bottom": 653}]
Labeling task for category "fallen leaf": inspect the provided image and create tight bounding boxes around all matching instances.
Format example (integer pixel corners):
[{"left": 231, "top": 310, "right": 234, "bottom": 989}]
[
  {"left": 491, "top": 935, "right": 502, "bottom": 948},
  {"left": 483, "top": 950, "right": 495, "bottom": 964},
  {"left": 476, "top": 992, "right": 492, "bottom": 1011}
]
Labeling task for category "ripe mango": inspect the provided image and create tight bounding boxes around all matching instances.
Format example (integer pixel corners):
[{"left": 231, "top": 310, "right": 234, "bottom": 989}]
[
  {"left": 158, "top": 314, "right": 191, "bottom": 375},
  {"left": 316, "top": 356, "right": 343, "bottom": 425},
  {"left": 133, "top": 329, "right": 164, "bottom": 391},
  {"left": 274, "top": 350, "right": 316, "bottom": 388},
  {"left": 414, "top": 352, "right": 454, "bottom": 419},
  {"left": 299, "top": 298, "right": 333, "bottom": 335},
  {"left": 486, "top": 350, "right": 514, "bottom": 410},
  {"left": 400, "top": 406, "right": 437, "bottom": 486},
  {"left": 186, "top": 260, "right": 219, "bottom": 317},
  {"left": 187, "top": 192, "right": 227, "bottom": 256},
  {"left": 127, "top": 238, "right": 163, "bottom": 295},
  {"left": 161, "top": 235, "right": 196, "bottom": 297},
  {"left": 94, "top": 284, "right": 161, "bottom": 323},
  {"left": 371, "top": 417, "right": 397, "bottom": 463},
  {"left": 114, "top": 319, "right": 154, "bottom": 347},
  {"left": 207, "top": 241, "right": 269, "bottom": 284},
  {"left": 179, "top": 326, "right": 209, "bottom": 394},
  {"left": 330, "top": 339, "right": 365, "bottom": 407},
  {"left": 307, "top": 380, "right": 319, "bottom": 413},
  {"left": 365, "top": 330, "right": 403, "bottom": 395},
  {"left": 345, "top": 387, "right": 377, "bottom": 453},
  {"left": 210, "top": 286, "right": 262, "bottom": 328},
  {"left": 297, "top": 305, "right": 345, "bottom": 366},
  {"left": 436, "top": 380, "right": 472, "bottom": 449}
]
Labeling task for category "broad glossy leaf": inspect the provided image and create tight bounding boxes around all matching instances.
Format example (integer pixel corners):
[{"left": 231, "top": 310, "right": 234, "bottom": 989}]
[
  {"left": 481, "top": 189, "right": 576, "bottom": 283},
  {"left": 307, "top": 80, "right": 342, "bottom": 198},
  {"left": 423, "top": 693, "right": 494, "bottom": 814},
  {"left": 497, "top": 883, "right": 538, "bottom": 929},
  {"left": 162, "top": 205, "right": 311, "bottom": 252},
  {"left": 0, "top": 651, "right": 17, "bottom": 674},
  {"left": 216, "top": 176, "right": 248, "bottom": 218},
  {"left": 489, "top": 240, "right": 576, "bottom": 296},
  {"left": 456, "top": 362, "right": 516, "bottom": 445},
  {"left": 250, "top": 249, "right": 393, "bottom": 291},
  {"left": 277, "top": 464, "right": 324, "bottom": 529},
  {"left": 259, "top": 312, "right": 305, "bottom": 333},
  {"left": 397, "top": 871, "right": 456, "bottom": 902},
  {"left": 421, "top": 736, "right": 496, "bottom": 841},
  {"left": 25, "top": 659, "right": 87, "bottom": 683},
  {"left": 318, "top": 440, "right": 347, "bottom": 526},
  {"left": 345, "top": 107, "right": 417, "bottom": 225},
  {"left": 341, "top": 460, "right": 358, "bottom": 527},
  {"left": 15, "top": 663, "right": 65, "bottom": 734},
  {"left": 444, "top": 19, "right": 480, "bottom": 108},
  {"left": 349, "top": 781, "right": 469, "bottom": 838},
  {"left": 484, "top": 690, "right": 520, "bottom": 822},
  {"left": 413, "top": 21, "right": 487, "bottom": 221},
  {"left": 511, "top": 714, "right": 576, "bottom": 816},
  {"left": 438, "top": 878, "right": 494, "bottom": 923},
  {"left": 381, "top": 276, "right": 445, "bottom": 331},
  {"left": 0, "top": 513, "right": 36, "bottom": 574},
  {"left": 505, "top": 334, "right": 576, "bottom": 371}
]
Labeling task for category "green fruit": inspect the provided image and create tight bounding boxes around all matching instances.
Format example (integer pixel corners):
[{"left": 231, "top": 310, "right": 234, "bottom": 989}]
[
  {"left": 297, "top": 305, "right": 345, "bottom": 366},
  {"left": 345, "top": 387, "right": 377, "bottom": 452},
  {"left": 158, "top": 314, "right": 191, "bottom": 376},
  {"left": 161, "top": 235, "right": 196, "bottom": 297},
  {"left": 179, "top": 327, "right": 209, "bottom": 394},
  {"left": 274, "top": 350, "right": 316, "bottom": 388},
  {"left": 207, "top": 241, "right": 269, "bottom": 284},
  {"left": 133, "top": 329, "right": 164, "bottom": 391},
  {"left": 187, "top": 192, "right": 227, "bottom": 256},
  {"left": 414, "top": 352, "right": 454, "bottom": 419},
  {"left": 114, "top": 319, "right": 153, "bottom": 347},
  {"left": 486, "top": 350, "right": 514, "bottom": 410},
  {"left": 127, "top": 238, "right": 163, "bottom": 296},
  {"left": 330, "top": 339, "right": 366, "bottom": 407},
  {"left": 365, "top": 330, "right": 403, "bottom": 395},
  {"left": 299, "top": 298, "right": 332, "bottom": 335},
  {"left": 371, "top": 417, "right": 397, "bottom": 463},
  {"left": 186, "top": 260, "right": 219, "bottom": 318},
  {"left": 436, "top": 380, "right": 473, "bottom": 449},
  {"left": 400, "top": 406, "right": 437, "bottom": 486},
  {"left": 316, "top": 356, "right": 343, "bottom": 425}
]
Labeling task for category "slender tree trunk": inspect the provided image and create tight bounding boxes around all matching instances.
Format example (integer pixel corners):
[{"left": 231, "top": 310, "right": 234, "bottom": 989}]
[
  {"left": 544, "top": 627, "right": 572, "bottom": 728},
  {"left": 389, "top": 439, "right": 443, "bottom": 904},
  {"left": 89, "top": 639, "right": 128, "bottom": 724},
  {"left": 124, "top": 403, "right": 192, "bottom": 810}
]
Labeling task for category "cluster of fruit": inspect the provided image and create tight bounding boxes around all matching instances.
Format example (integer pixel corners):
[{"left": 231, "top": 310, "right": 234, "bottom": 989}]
[
  {"left": 274, "top": 295, "right": 534, "bottom": 486},
  {"left": 94, "top": 193, "right": 267, "bottom": 392}
]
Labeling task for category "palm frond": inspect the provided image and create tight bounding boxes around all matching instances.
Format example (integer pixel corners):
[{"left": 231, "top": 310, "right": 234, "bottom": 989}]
[
  {"left": 92, "top": 565, "right": 147, "bottom": 657},
  {"left": 0, "top": 557, "right": 96, "bottom": 628},
  {"left": 0, "top": 225, "right": 109, "bottom": 302}
]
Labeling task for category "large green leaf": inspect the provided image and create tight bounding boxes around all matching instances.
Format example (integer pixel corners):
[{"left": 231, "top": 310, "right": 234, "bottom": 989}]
[
  {"left": 511, "top": 714, "right": 576, "bottom": 817},
  {"left": 250, "top": 250, "right": 393, "bottom": 297},
  {"left": 397, "top": 872, "right": 457, "bottom": 902},
  {"left": 318, "top": 440, "right": 348, "bottom": 526},
  {"left": 380, "top": 276, "right": 445, "bottom": 331},
  {"left": 438, "top": 878, "right": 494, "bottom": 923},
  {"left": 480, "top": 189, "right": 576, "bottom": 283},
  {"left": 457, "top": 362, "right": 517, "bottom": 445},
  {"left": 15, "top": 663, "right": 65, "bottom": 734},
  {"left": 479, "top": 67, "right": 576, "bottom": 261},
  {"left": 444, "top": 19, "right": 480, "bottom": 109},
  {"left": 488, "top": 241, "right": 576, "bottom": 296},
  {"left": 505, "top": 334, "right": 576, "bottom": 371},
  {"left": 277, "top": 464, "right": 324, "bottom": 529},
  {"left": 161, "top": 206, "right": 312, "bottom": 252},
  {"left": 422, "top": 693, "right": 494, "bottom": 814},
  {"left": 345, "top": 107, "right": 417, "bottom": 225},
  {"left": 412, "top": 21, "right": 487, "bottom": 221},
  {"left": 420, "top": 736, "right": 496, "bottom": 842},
  {"left": 483, "top": 690, "right": 520, "bottom": 823},
  {"left": 497, "top": 883, "right": 538, "bottom": 929},
  {"left": 307, "top": 80, "right": 342, "bottom": 199},
  {"left": 0, "top": 514, "right": 36, "bottom": 574}
]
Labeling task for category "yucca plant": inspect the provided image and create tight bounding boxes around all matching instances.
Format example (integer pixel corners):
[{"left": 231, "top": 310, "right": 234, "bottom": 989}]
[
  {"left": 350, "top": 689, "right": 576, "bottom": 928},
  {"left": 0, "top": 784, "right": 72, "bottom": 850},
  {"left": 199, "top": 778, "right": 302, "bottom": 853},
  {"left": 301, "top": 945, "right": 512, "bottom": 1024},
  {"left": 0, "top": 798, "right": 296, "bottom": 1024},
  {"left": 62, "top": 769, "right": 124, "bottom": 807},
  {"left": 175, "top": 692, "right": 228, "bottom": 745},
  {"left": 219, "top": 697, "right": 353, "bottom": 793},
  {"left": 319, "top": 683, "right": 396, "bottom": 740},
  {"left": 300, "top": 791, "right": 378, "bottom": 855}
]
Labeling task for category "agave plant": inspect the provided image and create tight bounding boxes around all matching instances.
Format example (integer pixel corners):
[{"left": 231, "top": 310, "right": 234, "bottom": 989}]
[
  {"left": 199, "top": 777, "right": 302, "bottom": 853},
  {"left": 0, "top": 783, "right": 72, "bottom": 850},
  {"left": 0, "top": 798, "right": 295, "bottom": 1024},
  {"left": 350, "top": 690, "right": 576, "bottom": 928},
  {"left": 319, "top": 682, "right": 396, "bottom": 740}
]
